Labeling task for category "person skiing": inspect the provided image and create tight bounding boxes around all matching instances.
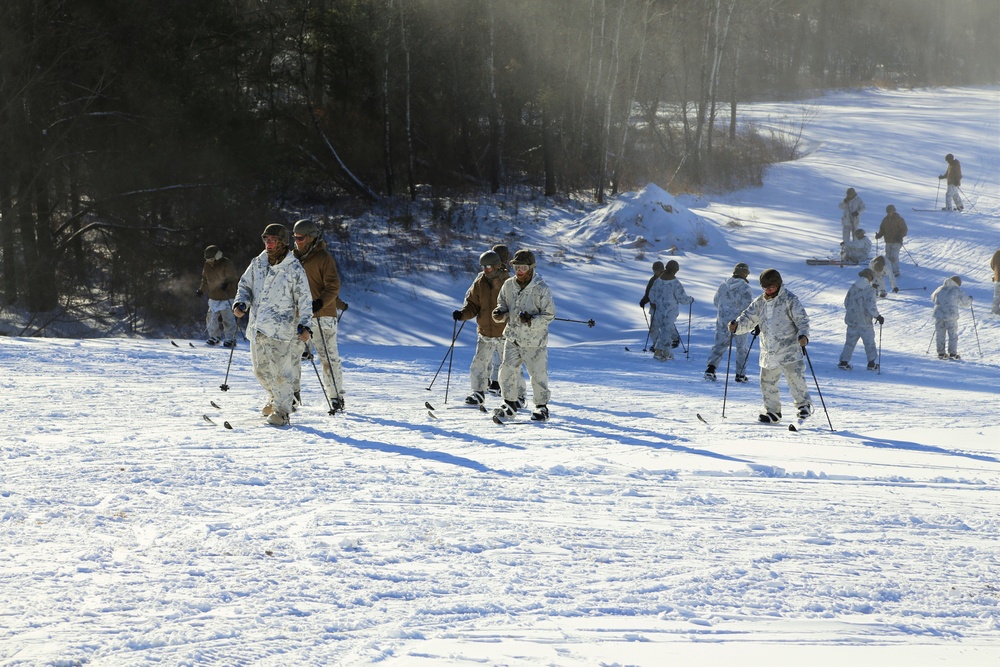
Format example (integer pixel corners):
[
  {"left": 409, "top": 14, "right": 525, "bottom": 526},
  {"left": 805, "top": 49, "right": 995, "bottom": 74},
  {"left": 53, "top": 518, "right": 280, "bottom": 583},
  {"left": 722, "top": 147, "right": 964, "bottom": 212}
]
[
  {"left": 639, "top": 261, "right": 665, "bottom": 309},
  {"left": 291, "top": 218, "right": 346, "bottom": 412},
  {"left": 991, "top": 248, "right": 1000, "bottom": 315},
  {"left": 649, "top": 260, "right": 693, "bottom": 361},
  {"left": 842, "top": 228, "right": 872, "bottom": 264},
  {"left": 487, "top": 244, "right": 513, "bottom": 394},
  {"left": 938, "top": 154, "right": 963, "bottom": 211},
  {"left": 705, "top": 262, "right": 753, "bottom": 382},
  {"left": 838, "top": 187, "right": 865, "bottom": 248},
  {"left": 838, "top": 268, "right": 884, "bottom": 371},
  {"left": 728, "top": 269, "right": 812, "bottom": 424},
  {"left": 931, "top": 275, "right": 973, "bottom": 360},
  {"left": 874, "top": 204, "right": 908, "bottom": 278},
  {"left": 197, "top": 245, "right": 239, "bottom": 347},
  {"left": 453, "top": 250, "right": 523, "bottom": 407},
  {"left": 491, "top": 249, "right": 556, "bottom": 422},
  {"left": 868, "top": 256, "right": 898, "bottom": 297},
  {"left": 233, "top": 223, "right": 313, "bottom": 427}
]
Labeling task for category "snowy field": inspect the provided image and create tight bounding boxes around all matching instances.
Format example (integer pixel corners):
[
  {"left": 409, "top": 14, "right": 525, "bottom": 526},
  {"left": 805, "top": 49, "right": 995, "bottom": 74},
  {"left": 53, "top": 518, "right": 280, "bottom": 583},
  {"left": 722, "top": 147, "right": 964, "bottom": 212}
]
[{"left": 2, "top": 87, "right": 1000, "bottom": 666}]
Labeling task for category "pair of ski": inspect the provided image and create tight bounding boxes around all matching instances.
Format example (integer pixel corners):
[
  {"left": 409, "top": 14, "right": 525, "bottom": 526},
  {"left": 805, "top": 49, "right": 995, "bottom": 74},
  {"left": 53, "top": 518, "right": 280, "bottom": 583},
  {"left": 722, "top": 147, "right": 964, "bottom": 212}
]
[
  {"left": 425, "top": 401, "right": 537, "bottom": 426},
  {"left": 696, "top": 412, "right": 808, "bottom": 432}
]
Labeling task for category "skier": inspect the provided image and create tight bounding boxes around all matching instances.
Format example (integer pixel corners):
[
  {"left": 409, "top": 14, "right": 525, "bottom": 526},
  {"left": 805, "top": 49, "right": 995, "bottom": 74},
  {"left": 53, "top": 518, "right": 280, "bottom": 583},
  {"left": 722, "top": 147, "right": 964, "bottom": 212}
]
[
  {"left": 453, "top": 250, "right": 523, "bottom": 406},
  {"left": 639, "top": 261, "right": 665, "bottom": 309},
  {"left": 487, "top": 244, "right": 513, "bottom": 394},
  {"left": 291, "top": 218, "right": 346, "bottom": 411},
  {"left": 874, "top": 205, "right": 908, "bottom": 278},
  {"left": 838, "top": 268, "right": 884, "bottom": 371},
  {"left": 931, "top": 275, "right": 973, "bottom": 360},
  {"left": 648, "top": 260, "right": 693, "bottom": 361},
  {"left": 938, "top": 154, "right": 963, "bottom": 211},
  {"left": 838, "top": 187, "right": 866, "bottom": 248},
  {"left": 728, "top": 269, "right": 813, "bottom": 424},
  {"left": 868, "top": 256, "right": 898, "bottom": 297},
  {"left": 491, "top": 249, "right": 556, "bottom": 422},
  {"left": 842, "top": 228, "right": 872, "bottom": 265},
  {"left": 233, "top": 224, "right": 313, "bottom": 426},
  {"left": 992, "top": 248, "right": 1000, "bottom": 315},
  {"left": 197, "top": 245, "right": 239, "bottom": 347},
  {"left": 705, "top": 262, "right": 753, "bottom": 382}
]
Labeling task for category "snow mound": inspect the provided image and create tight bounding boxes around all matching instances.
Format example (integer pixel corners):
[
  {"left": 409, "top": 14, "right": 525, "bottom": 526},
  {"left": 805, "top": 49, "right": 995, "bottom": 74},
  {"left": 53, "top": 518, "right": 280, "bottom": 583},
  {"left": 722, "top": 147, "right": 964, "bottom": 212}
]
[{"left": 566, "top": 183, "right": 727, "bottom": 254}]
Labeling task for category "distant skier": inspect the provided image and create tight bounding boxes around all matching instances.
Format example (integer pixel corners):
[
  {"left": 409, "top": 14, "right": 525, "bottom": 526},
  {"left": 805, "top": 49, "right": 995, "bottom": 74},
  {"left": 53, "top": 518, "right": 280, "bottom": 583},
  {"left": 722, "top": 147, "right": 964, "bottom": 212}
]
[
  {"left": 838, "top": 187, "right": 865, "bottom": 248},
  {"left": 491, "top": 249, "right": 556, "bottom": 422},
  {"left": 704, "top": 262, "right": 753, "bottom": 382},
  {"left": 233, "top": 224, "right": 313, "bottom": 427},
  {"left": 197, "top": 245, "right": 239, "bottom": 347},
  {"left": 938, "top": 154, "right": 963, "bottom": 211},
  {"left": 453, "top": 250, "right": 523, "bottom": 407},
  {"left": 729, "top": 269, "right": 812, "bottom": 424},
  {"left": 842, "top": 228, "right": 872, "bottom": 265},
  {"left": 931, "top": 275, "right": 973, "bottom": 360},
  {"left": 838, "top": 268, "right": 884, "bottom": 371},
  {"left": 868, "top": 256, "right": 898, "bottom": 297},
  {"left": 639, "top": 260, "right": 665, "bottom": 309},
  {"left": 874, "top": 204, "right": 908, "bottom": 278},
  {"left": 992, "top": 249, "right": 1000, "bottom": 315},
  {"left": 649, "top": 260, "right": 693, "bottom": 361}
]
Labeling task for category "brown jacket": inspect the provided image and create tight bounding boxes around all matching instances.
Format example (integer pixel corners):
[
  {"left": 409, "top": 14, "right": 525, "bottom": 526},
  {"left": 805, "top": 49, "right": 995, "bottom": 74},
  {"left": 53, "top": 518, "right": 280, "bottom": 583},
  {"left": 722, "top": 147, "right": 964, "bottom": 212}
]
[
  {"left": 942, "top": 159, "right": 962, "bottom": 186},
  {"left": 457, "top": 269, "right": 508, "bottom": 338},
  {"left": 199, "top": 257, "right": 239, "bottom": 300},
  {"left": 875, "top": 212, "right": 908, "bottom": 245},
  {"left": 295, "top": 239, "right": 341, "bottom": 318},
  {"left": 991, "top": 249, "right": 1000, "bottom": 283}
]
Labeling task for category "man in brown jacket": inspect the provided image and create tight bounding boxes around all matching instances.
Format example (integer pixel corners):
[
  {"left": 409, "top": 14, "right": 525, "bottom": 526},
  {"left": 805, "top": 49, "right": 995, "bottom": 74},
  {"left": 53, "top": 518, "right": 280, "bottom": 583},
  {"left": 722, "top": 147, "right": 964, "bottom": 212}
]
[
  {"left": 197, "top": 245, "right": 239, "bottom": 346},
  {"left": 453, "top": 250, "right": 524, "bottom": 406},
  {"left": 990, "top": 248, "right": 1000, "bottom": 315},
  {"left": 939, "top": 154, "right": 963, "bottom": 211},
  {"left": 291, "top": 219, "right": 345, "bottom": 411}
]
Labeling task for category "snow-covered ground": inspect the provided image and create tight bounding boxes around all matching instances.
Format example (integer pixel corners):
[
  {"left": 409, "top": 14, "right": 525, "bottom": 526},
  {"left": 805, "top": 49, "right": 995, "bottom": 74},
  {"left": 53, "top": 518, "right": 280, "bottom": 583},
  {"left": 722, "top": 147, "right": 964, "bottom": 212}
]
[{"left": 2, "top": 87, "right": 999, "bottom": 666}]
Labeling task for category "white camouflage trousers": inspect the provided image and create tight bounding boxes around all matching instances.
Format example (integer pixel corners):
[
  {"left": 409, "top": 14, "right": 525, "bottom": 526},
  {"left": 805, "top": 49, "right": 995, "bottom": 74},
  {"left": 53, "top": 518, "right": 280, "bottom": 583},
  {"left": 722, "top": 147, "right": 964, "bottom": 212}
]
[
  {"left": 293, "top": 316, "right": 344, "bottom": 401},
  {"left": 759, "top": 359, "right": 811, "bottom": 417},
  {"left": 945, "top": 184, "right": 961, "bottom": 210},
  {"left": 706, "top": 322, "right": 749, "bottom": 375},
  {"left": 251, "top": 331, "right": 298, "bottom": 417},
  {"left": 884, "top": 242, "right": 902, "bottom": 277},
  {"left": 471, "top": 334, "right": 518, "bottom": 394},
  {"left": 206, "top": 299, "right": 237, "bottom": 341},
  {"left": 840, "top": 324, "right": 877, "bottom": 365},
  {"left": 992, "top": 282, "right": 1000, "bottom": 315},
  {"left": 935, "top": 318, "right": 960, "bottom": 356},
  {"left": 499, "top": 341, "right": 549, "bottom": 407}
]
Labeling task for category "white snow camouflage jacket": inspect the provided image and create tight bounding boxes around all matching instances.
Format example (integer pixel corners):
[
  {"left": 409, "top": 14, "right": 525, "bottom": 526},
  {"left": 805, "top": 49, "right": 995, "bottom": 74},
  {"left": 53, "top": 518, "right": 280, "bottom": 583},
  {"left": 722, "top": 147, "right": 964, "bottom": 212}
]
[
  {"left": 931, "top": 277, "right": 972, "bottom": 321},
  {"left": 843, "top": 236, "right": 872, "bottom": 263},
  {"left": 235, "top": 250, "right": 313, "bottom": 341},
  {"left": 713, "top": 276, "right": 753, "bottom": 323},
  {"left": 843, "top": 277, "right": 881, "bottom": 327},
  {"left": 492, "top": 272, "right": 556, "bottom": 348},
  {"left": 733, "top": 287, "right": 810, "bottom": 369},
  {"left": 839, "top": 195, "right": 865, "bottom": 225},
  {"left": 649, "top": 276, "right": 694, "bottom": 322}
]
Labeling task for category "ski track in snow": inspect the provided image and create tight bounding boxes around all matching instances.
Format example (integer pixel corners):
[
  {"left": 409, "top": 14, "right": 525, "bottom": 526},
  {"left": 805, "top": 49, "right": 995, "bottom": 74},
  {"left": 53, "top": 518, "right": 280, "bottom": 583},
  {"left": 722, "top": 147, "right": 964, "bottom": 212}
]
[{"left": 2, "top": 87, "right": 1000, "bottom": 666}]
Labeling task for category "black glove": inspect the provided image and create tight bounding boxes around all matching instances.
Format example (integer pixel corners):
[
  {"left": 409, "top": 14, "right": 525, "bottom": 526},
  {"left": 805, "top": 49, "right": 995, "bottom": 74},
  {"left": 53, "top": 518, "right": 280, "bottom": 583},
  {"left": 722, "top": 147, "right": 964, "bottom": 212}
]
[
  {"left": 892, "top": 287, "right": 899, "bottom": 294},
  {"left": 518, "top": 311, "right": 533, "bottom": 325},
  {"left": 196, "top": 289, "right": 203, "bottom": 297},
  {"left": 452, "top": 309, "right": 463, "bottom": 321},
  {"left": 938, "top": 174, "right": 946, "bottom": 180},
  {"left": 851, "top": 211, "right": 859, "bottom": 218},
  {"left": 639, "top": 297, "right": 649, "bottom": 308},
  {"left": 233, "top": 302, "right": 247, "bottom": 317},
  {"left": 875, "top": 232, "right": 883, "bottom": 240},
  {"left": 312, "top": 299, "right": 323, "bottom": 314},
  {"left": 297, "top": 324, "right": 312, "bottom": 336},
  {"left": 492, "top": 307, "right": 507, "bottom": 322},
  {"left": 875, "top": 315, "right": 885, "bottom": 325},
  {"left": 751, "top": 325, "right": 760, "bottom": 336},
  {"left": 341, "top": 301, "right": 349, "bottom": 311},
  {"left": 879, "top": 291, "right": 887, "bottom": 298}
]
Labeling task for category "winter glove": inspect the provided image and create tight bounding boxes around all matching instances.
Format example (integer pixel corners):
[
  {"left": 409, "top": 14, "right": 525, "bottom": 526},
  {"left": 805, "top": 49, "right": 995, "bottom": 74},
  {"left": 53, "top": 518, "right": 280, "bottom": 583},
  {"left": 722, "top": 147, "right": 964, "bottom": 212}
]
[
  {"left": 892, "top": 287, "right": 899, "bottom": 293},
  {"left": 751, "top": 325, "right": 760, "bottom": 336},
  {"left": 938, "top": 174, "right": 946, "bottom": 180},
  {"left": 875, "top": 232, "right": 883, "bottom": 240},
  {"left": 875, "top": 315, "right": 885, "bottom": 325},
  {"left": 312, "top": 299, "right": 324, "bottom": 314},
  {"left": 518, "top": 311, "right": 533, "bottom": 325},
  {"left": 879, "top": 291, "right": 887, "bottom": 298},
  {"left": 452, "top": 309, "right": 463, "bottom": 321},
  {"left": 297, "top": 324, "right": 312, "bottom": 342},
  {"left": 492, "top": 307, "right": 508, "bottom": 323},
  {"left": 196, "top": 289, "right": 203, "bottom": 297},
  {"left": 798, "top": 335, "right": 809, "bottom": 346},
  {"left": 340, "top": 301, "right": 349, "bottom": 311},
  {"left": 639, "top": 296, "right": 649, "bottom": 308},
  {"left": 851, "top": 211, "right": 859, "bottom": 218},
  {"left": 727, "top": 320, "right": 738, "bottom": 333}
]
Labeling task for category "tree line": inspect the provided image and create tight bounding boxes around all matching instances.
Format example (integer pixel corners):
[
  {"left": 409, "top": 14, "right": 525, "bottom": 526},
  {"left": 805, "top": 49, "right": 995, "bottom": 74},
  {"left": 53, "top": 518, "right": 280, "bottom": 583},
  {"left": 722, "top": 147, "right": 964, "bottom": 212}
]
[{"left": 1, "top": 0, "right": 996, "bottom": 327}]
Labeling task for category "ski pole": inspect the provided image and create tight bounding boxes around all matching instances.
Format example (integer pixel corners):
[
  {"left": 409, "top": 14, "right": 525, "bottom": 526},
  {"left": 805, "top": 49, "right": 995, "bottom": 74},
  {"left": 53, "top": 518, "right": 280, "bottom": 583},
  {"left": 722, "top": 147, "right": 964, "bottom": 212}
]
[
  {"left": 934, "top": 178, "right": 941, "bottom": 210},
  {"left": 721, "top": 334, "right": 734, "bottom": 418},
  {"left": 877, "top": 320, "right": 882, "bottom": 375},
  {"left": 426, "top": 320, "right": 466, "bottom": 391},
  {"left": 444, "top": 320, "right": 456, "bottom": 404},
  {"left": 554, "top": 317, "right": 596, "bottom": 327},
  {"left": 642, "top": 306, "right": 651, "bottom": 352},
  {"left": 957, "top": 186, "right": 978, "bottom": 213},
  {"left": 970, "top": 304, "right": 982, "bottom": 358},
  {"left": 220, "top": 338, "right": 236, "bottom": 391},
  {"left": 307, "top": 353, "right": 337, "bottom": 415},
  {"left": 738, "top": 327, "right": 758, "bottom": 374},
  {"left": 685, "top": 303, "right": 692, "bottom": 360},
  {"left": 315, "top": 317, "right": 342, "bottom": 414},
  {"left": 926, "top": 326, "right": 936, "bottom": 355},
  {"left": 802, "top": 346, "right": 834, "bottom": 432},
  {"left": 902, "top": 241, "right": 919, "bottom": 267}
]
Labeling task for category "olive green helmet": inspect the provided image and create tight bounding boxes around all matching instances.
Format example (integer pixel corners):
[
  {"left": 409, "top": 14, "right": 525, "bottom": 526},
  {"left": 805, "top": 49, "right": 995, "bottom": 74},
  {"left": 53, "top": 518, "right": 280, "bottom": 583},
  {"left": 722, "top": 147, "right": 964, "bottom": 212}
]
[{"left": 292, "top": 219, "right": 320, "bottom": 238}]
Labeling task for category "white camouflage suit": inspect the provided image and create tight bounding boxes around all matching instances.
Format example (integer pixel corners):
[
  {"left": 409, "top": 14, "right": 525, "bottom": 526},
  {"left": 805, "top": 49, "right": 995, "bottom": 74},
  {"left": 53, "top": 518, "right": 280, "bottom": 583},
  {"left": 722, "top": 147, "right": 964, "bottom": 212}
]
[
  {"left": 707, "top": 276, "right": 753, "bottom": 375},
  {"left": 840, "top": 276, "right": 882, "bottom": 366},
  {"left": 235, "top": 251, "right": 313, "bottom": 419},
  {"left": 492, "top": 272, "right": 556, "bottom": 408},
  {"left": 931, "top": 277, "right": 973, "bottom": 357},
  {"left": 838, "top": 193, "right": 866, "bottom": 245},
  {"left": 869, "top": 257, "right": 897, "bottom": 296},
  {"left": 732, "top": 287, "right": 812, "bottom": 418},
  {"left": 649, "top": 276, "right": 694, "bottom": 359}
]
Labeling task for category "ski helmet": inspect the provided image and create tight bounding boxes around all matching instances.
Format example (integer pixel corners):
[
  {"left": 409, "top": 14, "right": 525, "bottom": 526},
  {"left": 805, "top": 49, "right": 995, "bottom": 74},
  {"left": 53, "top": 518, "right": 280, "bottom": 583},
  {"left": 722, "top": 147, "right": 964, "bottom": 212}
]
[
  {"left": 873, "top": 256, "right": 886, "bottom": 271},
  {"left": 885, "top": 204, "right": 896, "bottom": 214},
  {"left": 261, "top": 223, "right": 289, "bottom": 244},
  {"left": 854, "top": 228, "right": 866, "bottom": 238},
  {"left": 945, "top": 153, "right": 954, "bottom": 162},
  {"left": 858, "top": 268, "right": 875, "bottom": 281},
  {"left": 292, "top": 219, "right": 320, "bottom": 239},
  {"left": 951, "top": 275, "right": 962, "bottom": 286},
  {"left": 652, "top": 261, "right": 665, "bottom": 274},
  {"left": 511, "top": 249, "right": 536, "bottom": 267},
  {"left": 846, "top": 187, "right": 857, "bottom": 197},
  {"left": 733, "top": 262, "right": 750, "bottom": 278},
  {"left": 479, "top": 250, "right": 501, "bottom": 267},
  {"left": 204, "top": 245, "right": 222, "bottom": 260},
  {"left": 492, "top": 244, "right": 511, "bottom": 266},
  {"left": 759, "top": 268, "right": 782, "bottom": 289},
  {"left": 663, "top": 260, "right": 679, "bottom": 277}
]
